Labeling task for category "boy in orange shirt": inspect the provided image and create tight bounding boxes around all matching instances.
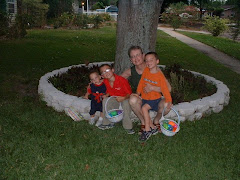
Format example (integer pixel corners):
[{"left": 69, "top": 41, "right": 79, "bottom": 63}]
[{"left": 136, "top": 52, "right": 172, "bottom": 142}]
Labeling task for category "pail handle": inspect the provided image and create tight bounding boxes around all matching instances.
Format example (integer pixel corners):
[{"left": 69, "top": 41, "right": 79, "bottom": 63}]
[
  {"left": 161, "top": 106, "right": 180, "bottom": 126},
  {"left": 105, "top": 96, "right": 122, "bottom": 115}
]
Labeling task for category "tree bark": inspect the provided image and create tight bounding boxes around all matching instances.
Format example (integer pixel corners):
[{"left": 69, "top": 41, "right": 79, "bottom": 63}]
[{"left": 114, "top": 0, "right": 164, "bottom": 74}]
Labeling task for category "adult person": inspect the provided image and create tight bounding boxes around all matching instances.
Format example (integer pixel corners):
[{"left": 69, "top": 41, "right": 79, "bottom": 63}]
[{"left": 121, "top": 46, "right": 171, "bottom": 133}]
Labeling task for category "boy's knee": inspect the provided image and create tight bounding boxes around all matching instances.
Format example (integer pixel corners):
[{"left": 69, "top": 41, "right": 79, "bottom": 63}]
[{"left": 141, "top": 105, "right": 149, "bottom": 112}]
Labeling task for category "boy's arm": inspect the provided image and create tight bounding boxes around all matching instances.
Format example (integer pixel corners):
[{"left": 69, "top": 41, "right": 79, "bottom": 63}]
[
  {"left": 116, "top": 94, "right": 130, "bottom": 102},
  {"left": 83, "top": 92, "right": 90, "bottom": 99},
  {"left": 83, "top": 85, "right": 91, "bottom": 99},
  {"left": 102, "top": 93, "right": 109, "bottom": 99}
]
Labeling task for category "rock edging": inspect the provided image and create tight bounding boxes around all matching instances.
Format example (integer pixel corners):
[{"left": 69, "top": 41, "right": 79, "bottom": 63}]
[{"left": 38, "top": 62, "right": 230, "bottom": 122}]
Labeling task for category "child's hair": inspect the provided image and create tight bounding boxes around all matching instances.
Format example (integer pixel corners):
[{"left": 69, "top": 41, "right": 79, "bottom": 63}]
[
  {"left": 128, "top": 46, "right": 143, "bottom": 57},
  {"left": 99, "top": 64, "right": 112, "bottom": 70},
  {"left": 145, "top": 52, "right": 159, "bottom": 60},
  {"left": 89, "top": 70, "right": 100, "bottom": 78}
]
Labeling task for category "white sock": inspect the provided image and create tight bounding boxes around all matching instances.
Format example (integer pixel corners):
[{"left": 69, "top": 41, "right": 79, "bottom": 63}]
[
  {"left": 95, "top": 117, "right": 103, "bottom": 126},
  {"left": 89, "top": 117, "right": 95, "bottom": 125}
]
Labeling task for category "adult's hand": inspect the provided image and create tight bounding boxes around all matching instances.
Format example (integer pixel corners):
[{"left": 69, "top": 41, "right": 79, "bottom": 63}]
[{"left": 144, "top": 83, "right": 161, "bottom": 93}]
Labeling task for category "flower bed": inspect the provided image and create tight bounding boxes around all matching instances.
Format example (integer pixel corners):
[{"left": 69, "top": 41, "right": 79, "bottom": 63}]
[{"left": 38, "top": 62, "right": 230, "bottom": 122}]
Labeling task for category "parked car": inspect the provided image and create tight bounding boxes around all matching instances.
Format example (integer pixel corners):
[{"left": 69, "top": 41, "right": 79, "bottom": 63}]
[{"left": 105, "top": 6, "right": 118, "bottom": 13}]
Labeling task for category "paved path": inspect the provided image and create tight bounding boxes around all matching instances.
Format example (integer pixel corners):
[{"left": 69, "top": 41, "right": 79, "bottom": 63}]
[{"left": 158, "top": 27, "right": 240, "bottom": 75}]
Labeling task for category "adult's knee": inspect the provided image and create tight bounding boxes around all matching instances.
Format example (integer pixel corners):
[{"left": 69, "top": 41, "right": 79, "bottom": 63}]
[{"left": 129, "top": 95, "right": 140, "bottom": 107}]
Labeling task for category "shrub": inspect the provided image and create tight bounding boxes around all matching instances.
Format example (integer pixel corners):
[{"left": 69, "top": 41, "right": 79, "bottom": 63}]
[
  {"left": 22, "top": 0, "right": 49, "bottom": 28},
  {"left": 99, "top": 13, "right": 112, "bottom": 21},
  {"left": 162, "top": 64, "right": 217, "bottom": 104},
  {"left": 203, "top": 16, "right": 228, "bottom": 36},
  {"left": 91, "top": 15, "right": 103, "bottom": 29},
  {"left": 0, "top": 11, "right": 9, "bottom": 36},
  {"left": 49, "top": 63, "right": 217, "bottom": 104},
  {"left": 161, "top": 3, "right": 199, "bottom": 30},
  {"left": 5, "top": 14, "right": 27, "bottom": 39}
]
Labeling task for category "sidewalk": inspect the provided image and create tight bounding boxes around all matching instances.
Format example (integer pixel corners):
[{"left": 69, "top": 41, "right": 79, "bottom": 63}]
[{"left": 158, "top": 27, "right": 240, "bottom": 75}]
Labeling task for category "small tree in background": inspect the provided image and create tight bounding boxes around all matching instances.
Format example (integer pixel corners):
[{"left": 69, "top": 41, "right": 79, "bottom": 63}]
[
  {"left": 204, "top": 16, "right": 228, "bottom": 36},
  {"left": 22, "top": 0, "right": 49, "bottom": 28}
]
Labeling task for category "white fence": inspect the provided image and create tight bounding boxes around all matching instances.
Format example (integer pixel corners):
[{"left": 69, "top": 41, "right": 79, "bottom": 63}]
[{"left": 81, "top": 10, "right": 118, "bottom": 21}]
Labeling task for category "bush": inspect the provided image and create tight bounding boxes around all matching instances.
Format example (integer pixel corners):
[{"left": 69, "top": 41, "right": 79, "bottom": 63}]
[
  {"left": 91, "top": 15, "right": 103, "bottom": 29},
  {"left": 49, "top": 63, "right": 217, "bottom": 104},
  {"left": 22, "top": 0, "right": 49, "bottom": 28},
  {"left": 53, "top": 13, "right": 107, "bottom": 29},
  {"left": 6, "top": 14, "right": 27, "bottom": 39},
  {"left": 203, "top": 16, "right": 228, "bottom": 36},
  {"left": 0, "top": 11, "right": 9, "bottom": 36},
  {"left": 99, "top": 13, "right": 112, "bottom": 21}
]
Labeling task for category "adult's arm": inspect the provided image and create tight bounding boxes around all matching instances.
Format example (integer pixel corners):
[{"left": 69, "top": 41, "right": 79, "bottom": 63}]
[
  {"left": 120, "top": 68, "right": 131, "bottom": 79},
  {"left": 144, "top": 79, "right": 171, "bottom": 93}
]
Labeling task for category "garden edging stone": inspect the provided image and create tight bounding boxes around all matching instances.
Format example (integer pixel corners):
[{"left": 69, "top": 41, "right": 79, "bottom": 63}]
[{"left": 38, "top": 62, "right": 230, "bottom": 122}]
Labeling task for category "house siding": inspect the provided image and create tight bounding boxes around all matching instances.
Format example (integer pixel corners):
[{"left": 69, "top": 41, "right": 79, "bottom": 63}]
[{"left": 6, "top": 0, "right": 17, "bottom": 22}]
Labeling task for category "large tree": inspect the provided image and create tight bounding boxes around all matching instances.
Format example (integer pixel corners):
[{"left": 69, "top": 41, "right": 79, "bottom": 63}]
[{"left": 114, "top": 0, "right": 164, "bottom": 74}]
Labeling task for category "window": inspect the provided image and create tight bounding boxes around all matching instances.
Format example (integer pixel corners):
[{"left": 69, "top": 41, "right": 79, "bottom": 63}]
[{"left": 8, "top": 3, "right": 15, "bottom": 14}]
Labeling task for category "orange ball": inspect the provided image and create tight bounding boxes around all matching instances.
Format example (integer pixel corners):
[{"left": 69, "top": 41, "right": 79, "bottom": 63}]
[{"left": 169, "top": 121, "right": 175, "bottom": 126}]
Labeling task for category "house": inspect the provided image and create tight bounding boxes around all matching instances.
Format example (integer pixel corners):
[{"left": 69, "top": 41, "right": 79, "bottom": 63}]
[
  {"left": 221, "top": 5, "right": 236, "bottom": 18},
  {"left": 6, "top": 0, "right": 17, "bottom": 22},
  {"left": 72, "top": 0, "right": 80, "bottom": 14}
]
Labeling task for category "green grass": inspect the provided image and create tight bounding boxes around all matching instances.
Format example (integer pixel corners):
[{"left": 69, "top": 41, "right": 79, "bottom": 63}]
[
  {"left": 177, "top": 31, "right": 240, "bottom": 61},
  {"left": 1, "top": 27, "right": 240, "bottom": 179}
]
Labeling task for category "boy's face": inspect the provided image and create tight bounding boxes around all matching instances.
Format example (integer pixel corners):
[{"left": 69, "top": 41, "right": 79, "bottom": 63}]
[
  {"left": 100, "top": 65, "right": 114, "bottom": 79},
  {"left": 90, "top": 72, "right": 101, "bottom": 84},
  {"left": 129, "top": 49, "right": 145, "bottom": 66},
  {"left": 145, "top": 54, "right": 159, "bottom": 69}
]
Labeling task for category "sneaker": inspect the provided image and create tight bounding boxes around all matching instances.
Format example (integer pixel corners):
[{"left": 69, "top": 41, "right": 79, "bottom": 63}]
[
  {"left": 95, "top": 117, "right": 103, "bottom": 127},
  {"left": 139, "top": 130, "right": 152, "bottom": 142},
  {"left": 89, "top": 117, "right": 95, "bottom": 125},
  {"left": 98, "top": 123, "right": 115, "bottom": 130},
  {"left": 126, "top": 129, "right": 135, "bottom": 135},
  {"left": 151, "top": 127, "right": 158, "bottom": 135}
]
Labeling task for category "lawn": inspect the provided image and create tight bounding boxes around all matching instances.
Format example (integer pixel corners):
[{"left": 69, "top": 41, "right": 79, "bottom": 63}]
[
  {"left": 1, "top": 27, "right": 240, "bottom": 179},
  {"left": 177, "top": 31, "right": 240, "bottom": 61}
]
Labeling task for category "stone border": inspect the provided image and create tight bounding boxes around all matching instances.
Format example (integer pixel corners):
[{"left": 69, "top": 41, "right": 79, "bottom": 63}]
[{"left": 38, "top": 62, "right": 230, "bottom": 122}]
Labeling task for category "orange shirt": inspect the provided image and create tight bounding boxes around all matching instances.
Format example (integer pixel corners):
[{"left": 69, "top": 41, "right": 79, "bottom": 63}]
[{"left": 137, "top": 67, "right": 172, "bottom": 103}]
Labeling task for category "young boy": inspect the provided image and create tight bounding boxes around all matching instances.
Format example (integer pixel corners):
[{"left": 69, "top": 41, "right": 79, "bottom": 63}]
[
  {"left": 98, "top": 64, "right": 134, "bottom": 134},
  {"left": 137, "top": 52, "right": 172, "bottom": 141},
  {"left": 84, "top": 71, "right": 107, "bottom": 126}
]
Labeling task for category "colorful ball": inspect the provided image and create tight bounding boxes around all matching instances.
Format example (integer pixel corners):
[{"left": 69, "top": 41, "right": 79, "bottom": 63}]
[
  {"left": 168, "top": 124, "right": 173, "bottom": 131},
  {"left": 163, "top": 123, "right": 168, "bottom": 130},
  {"left": 169, "top": 121, "right": 175, "bottom": 126},
  {"left": 110, "top": 111, "right": 117, "bottom": 116}
]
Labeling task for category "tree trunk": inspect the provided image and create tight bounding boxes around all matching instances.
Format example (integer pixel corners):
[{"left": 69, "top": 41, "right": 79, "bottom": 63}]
[{"left": 114, "top": 0, "right": 164, "bottom": 74}]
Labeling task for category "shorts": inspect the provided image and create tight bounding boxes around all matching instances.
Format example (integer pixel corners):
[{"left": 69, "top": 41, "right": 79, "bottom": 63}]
[
  {"left": 89, "top": 101, "right": 102, "bottom": 115},
  {"left": 142, "top": 98, "right": 162, "bottom": 112}
]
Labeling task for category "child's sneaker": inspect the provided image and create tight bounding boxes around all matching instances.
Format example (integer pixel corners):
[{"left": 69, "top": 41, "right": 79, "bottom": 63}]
[
  {"left": 95, "top": 117, "right": 103, "bottom": 127},
  {"left": 126, "top": 129, "right": 135, "bottom": 135},
  {"left": 98, "top": 123, "right": 115, "bottom": 130},
  {"left": 89, "top": 117, "right": 95, "bottom": 125},
  {"left": 139, "top": 130, "right": 152, "bottom": 142},
  {"left": 151, "top": 127, "right": 158, "bottom": 135}
]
